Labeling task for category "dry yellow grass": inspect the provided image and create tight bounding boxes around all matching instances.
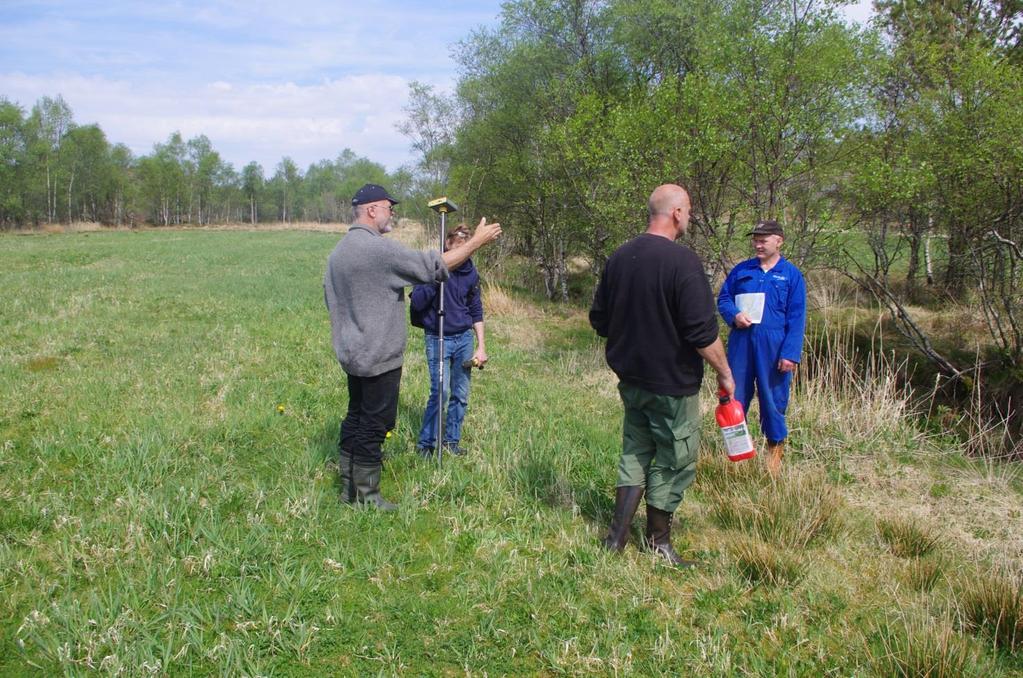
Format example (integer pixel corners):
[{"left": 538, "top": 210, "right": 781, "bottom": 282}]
[
  {"left": 842, "top": 457, "right": 1023, "bottom": 569},
  {"left": 32, "top": 221, "right": 109, "bottom": 233}
]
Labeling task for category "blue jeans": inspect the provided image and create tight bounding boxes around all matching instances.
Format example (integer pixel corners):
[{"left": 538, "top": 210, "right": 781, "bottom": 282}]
[{"left": 418, "top": 330, "right": 474, "bottom": 448}]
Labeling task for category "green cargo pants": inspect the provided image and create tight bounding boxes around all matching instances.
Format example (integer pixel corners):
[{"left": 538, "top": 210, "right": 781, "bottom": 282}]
[{"left": 616, "top": 382, "right": 701, "bottom": 513}]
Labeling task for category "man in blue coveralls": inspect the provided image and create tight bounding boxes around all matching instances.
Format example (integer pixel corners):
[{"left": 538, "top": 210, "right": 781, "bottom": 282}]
[{"left": 718, "top": 220, "right": 806, "bottom": 475}]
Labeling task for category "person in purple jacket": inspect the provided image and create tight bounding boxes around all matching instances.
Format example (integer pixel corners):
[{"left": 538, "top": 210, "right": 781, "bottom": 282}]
[
  {"left": 410, "top": 225, "right": 489, "bottom": 457},
  {"left": 717, "top": 219, "right": 807, "bottom": 476}
]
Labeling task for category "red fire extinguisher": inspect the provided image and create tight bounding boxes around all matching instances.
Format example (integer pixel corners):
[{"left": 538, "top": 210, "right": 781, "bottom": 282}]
[{"left": 716, "top": 388, "right": 756, "bottom": 462}]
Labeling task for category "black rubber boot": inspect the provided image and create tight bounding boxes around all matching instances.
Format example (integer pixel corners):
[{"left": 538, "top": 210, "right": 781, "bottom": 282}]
[
  {"left": 339, "top": 450, "right": 358, "bottom": 504},
  {"left": 339, "top": 452, "right": 397, "bottom": 511},
  {"left": 645, "top": 506, "right": 697, "bottom": 569},
  {"left": 353, "top": 462, "right": 397, "bottom": 512},
  {"left": 601, "top": 485, "right": 645, "bottom": 552}
]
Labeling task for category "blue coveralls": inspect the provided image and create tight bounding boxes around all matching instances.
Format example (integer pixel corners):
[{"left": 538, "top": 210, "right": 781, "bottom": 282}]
[{"left": 717, "top": 257, "right": 806, "bottom": 443}]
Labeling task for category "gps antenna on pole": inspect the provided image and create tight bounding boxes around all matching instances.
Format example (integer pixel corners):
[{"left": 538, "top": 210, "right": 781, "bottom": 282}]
[{"left": 428, "top": 197, "right": 458, "bottom": 466}]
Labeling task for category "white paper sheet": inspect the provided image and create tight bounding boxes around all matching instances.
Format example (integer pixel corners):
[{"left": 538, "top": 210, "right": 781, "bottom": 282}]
[{"left": 735, "top": 293, "right": 765, "bottom": 324}]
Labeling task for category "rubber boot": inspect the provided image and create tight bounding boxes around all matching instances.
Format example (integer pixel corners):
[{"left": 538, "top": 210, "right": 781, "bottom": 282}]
[
  {"left": 339, "top": 450, "right": 358, "bottom": 505},
  {"left": 767, "top": 440, "right": 785, "bottom": 478},
  {"left": 353, "top": 462, "right": 397, "bottom": 511},
  {"left": 601, "top": 485, "right": 644, "bottom": 552},
  {"left": 339, "top": 452, "right": 397, "bottom": 511},
  {"left": 644, "top": 506, "right": 697, "bottom": 569}
]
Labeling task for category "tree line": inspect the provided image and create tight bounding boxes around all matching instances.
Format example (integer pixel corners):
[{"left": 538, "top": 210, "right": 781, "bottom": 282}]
[
  {"left": 396, "top": 0, "right": 1023, "bottom": 376},
  {"left": 0, "top": 95, "right": 405, "bottom": 229}
]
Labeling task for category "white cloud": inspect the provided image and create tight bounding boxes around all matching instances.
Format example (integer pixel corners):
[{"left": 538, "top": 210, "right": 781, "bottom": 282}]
[
  {"left": 0, "top": 71, "right": 415, "bottom": 172},
  {"left": 838, "top": 0, "right": 875, "bottom": 26},
  {"left": 0, "top": 0, "right": 504, "bottom": 173}
]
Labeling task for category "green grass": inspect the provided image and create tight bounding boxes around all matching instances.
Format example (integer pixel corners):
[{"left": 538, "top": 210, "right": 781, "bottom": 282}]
[{"left": 1, "top": 228, "right": 1021, "bottom": 676}]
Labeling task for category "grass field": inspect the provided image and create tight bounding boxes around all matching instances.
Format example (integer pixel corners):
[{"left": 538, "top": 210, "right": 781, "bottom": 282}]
[{"left": 1, "top": 226, "right": 1021, "bottom": 676}]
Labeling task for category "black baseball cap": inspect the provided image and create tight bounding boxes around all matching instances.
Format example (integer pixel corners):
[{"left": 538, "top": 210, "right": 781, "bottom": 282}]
[
  {"left": 748, "top": 219, "right": 784, "bottom": 237},
  {"left": 351, "top": 183, "right": 400, "bottom": 207}
]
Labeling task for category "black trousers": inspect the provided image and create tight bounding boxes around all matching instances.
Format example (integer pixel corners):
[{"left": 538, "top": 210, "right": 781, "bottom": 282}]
[{"left": 339, "top": 367, "right": 402, "bottom": 464}]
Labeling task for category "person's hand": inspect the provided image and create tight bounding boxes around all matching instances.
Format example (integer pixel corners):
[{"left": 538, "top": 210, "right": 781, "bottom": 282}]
[
  {"left": 473, "top": 348, "right": 488, "bottom": 367},
  {"left": 720, "top": 372, "right": 736, "bottom": 398},
  {"left": 471, "top": 218, "right": 502, "bottom": 247},
  {"left": 733, "top": 312, "right": 753, "bottom": 329},
  {"left": 777, "top": 358, "right": 797, "bottom": 373}
]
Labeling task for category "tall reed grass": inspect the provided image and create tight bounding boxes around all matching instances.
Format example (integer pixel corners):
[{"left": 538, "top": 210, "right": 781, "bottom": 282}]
[{"left": 795, "top": 323, "right": 922, "bottom": 457}]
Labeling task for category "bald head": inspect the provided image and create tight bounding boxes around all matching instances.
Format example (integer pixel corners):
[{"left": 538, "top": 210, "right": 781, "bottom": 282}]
[
  {"left": 646, "top": 184, "right": 691, "bottom": 240},
  {"left": 648, "top": 184, "right": 688, "bottom": 216}
]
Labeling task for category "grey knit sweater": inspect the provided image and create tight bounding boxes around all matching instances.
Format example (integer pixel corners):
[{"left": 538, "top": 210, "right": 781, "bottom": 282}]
[{"left": 324, "top": 224, "right": 449, "bottom": 377}]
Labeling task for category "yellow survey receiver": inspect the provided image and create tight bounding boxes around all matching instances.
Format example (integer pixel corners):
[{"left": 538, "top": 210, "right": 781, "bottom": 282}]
[{"left": 428, "top": 197, "right": 458, "bottom": 213}]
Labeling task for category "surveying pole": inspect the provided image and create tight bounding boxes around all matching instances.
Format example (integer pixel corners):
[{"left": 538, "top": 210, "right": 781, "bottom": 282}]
[{"left": 427, "top": 197, "right": 458, "bottom": 466}]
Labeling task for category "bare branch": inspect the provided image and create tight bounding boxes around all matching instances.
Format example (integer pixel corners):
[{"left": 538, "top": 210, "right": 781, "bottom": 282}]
[
  {"left": 988, "top": 229, "right": 1023, "bottom": 260},
  {"left": 843, "top": 250, "right": 964, "bottom": 378}
]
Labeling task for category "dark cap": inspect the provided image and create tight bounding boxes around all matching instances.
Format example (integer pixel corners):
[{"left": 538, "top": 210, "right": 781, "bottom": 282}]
[
  {"left": 748, "top": 219, "right": 784, "bottom": 237},
  {"left": 351, "top": 183, "right": 400, "bottom": 207}
]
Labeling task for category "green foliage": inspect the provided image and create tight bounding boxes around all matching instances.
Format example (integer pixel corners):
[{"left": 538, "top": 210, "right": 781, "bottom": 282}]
[
  {"left": 449, "top": 0, "right": 875, "bottom": 284},
  {"left": 0, "top": 97, "right": 27, "bottom": 226},
  {"left": 845, "top": 0, "right": 1023, "bottom": 372},
  {"left": 0, "top": 99, "right": 403, "bottom": 227}
]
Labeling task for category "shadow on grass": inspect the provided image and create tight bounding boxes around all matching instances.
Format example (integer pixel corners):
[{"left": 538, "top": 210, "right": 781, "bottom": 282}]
[
  {"left": 512, "top": 454, "right": 616, "bottom": 530},
  {"left": 313, "top": 419, "right": 339, "bottom": 465}
]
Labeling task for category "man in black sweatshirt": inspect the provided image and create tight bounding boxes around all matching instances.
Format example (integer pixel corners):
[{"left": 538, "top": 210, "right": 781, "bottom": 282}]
[{"left": 589, "top": 183, "right": 734, "bottom": 567}]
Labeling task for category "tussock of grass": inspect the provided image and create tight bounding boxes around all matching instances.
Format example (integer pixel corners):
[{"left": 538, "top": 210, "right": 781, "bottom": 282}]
[
  {"left": 958, "top": 566, "right": 1023, "bottom": 654},
  {"left": 900, "top": 555, "right": 948, "bottom": 593},
  {"left": 867, "top": 607, "right": 998, "bottom": 678},
  {"left": 877, "top": 515, "right": 942, "bottom": 559},
  {"left": 730, "top": 537, "right": 806, "bottom": 587},
  {"left": 698, "top": 443, "right": 773, "bottom": 494},
  {"left": 703, "top": 457, "right": 845, "bottom": 549},
  {"left": 511, "top": 453, "right": 574, "bottom": 508}
]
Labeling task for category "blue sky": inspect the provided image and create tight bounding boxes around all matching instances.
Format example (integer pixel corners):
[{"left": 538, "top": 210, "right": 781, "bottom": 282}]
[
  {"left": 0, "top": 0, "right": 873, "bottom": 174},
  {"left": 0, "top": 0, "right": 506, "bottom": 173}
]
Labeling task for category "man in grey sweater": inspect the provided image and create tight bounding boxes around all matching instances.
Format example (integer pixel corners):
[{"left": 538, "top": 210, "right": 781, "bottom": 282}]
[{"left": 324, "top": 183, "right": 501, "bottom": 510}]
